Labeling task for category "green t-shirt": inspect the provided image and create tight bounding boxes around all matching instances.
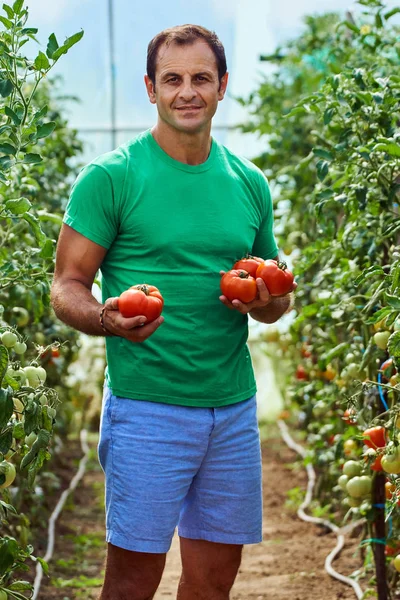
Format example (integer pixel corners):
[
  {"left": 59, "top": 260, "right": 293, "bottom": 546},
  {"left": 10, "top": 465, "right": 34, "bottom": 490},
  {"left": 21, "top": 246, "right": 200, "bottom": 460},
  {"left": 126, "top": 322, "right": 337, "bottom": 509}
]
[{"left": 64, "top": 129, "right": 278, "bottom": 407}]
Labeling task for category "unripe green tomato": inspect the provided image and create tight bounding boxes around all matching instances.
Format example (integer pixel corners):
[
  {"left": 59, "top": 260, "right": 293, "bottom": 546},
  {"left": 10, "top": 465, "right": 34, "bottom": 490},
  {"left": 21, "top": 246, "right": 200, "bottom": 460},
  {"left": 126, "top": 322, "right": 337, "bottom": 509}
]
[
  {"left": 345, "top": 353, "right": 356, "bottom": 364},
  {"left": 373, "top": 331, "right": 391, "bottom": 350},
  {"left": 36, "top": 367, "right": 47, "bottom": 384},
  {"left": 1, "top": 331, "right": 17, "bottom": 348},
  {"left": 0, "top": 460, "right": 16, "bottom": 489},
  {"left": 23, "top": 366, "right": 41, "bottom": 388},
  {"left": 313, "top": 401, "right": 328, "bottom": 417},
  {"left": 381, "top": 449, "right": 400, "bottom": 474},
  {"left": 12, "top": 306, "right": 29, "bottom": 327},
  {"left": 13, "top": 342, "right": 27, "bottom": 355},
  {"left": 347, "top": 496, "right": 362, "bottom": 508},
  {"left": 343, "top": 460, "right": 362, "bottom": 478},
  {"left": 344, "top": 439, "right": 358, "bottom": 456},
  {"left": 39, "top": 394, "right": 47, "bottom": 405},
  {"left": 338, "top": 474, "right": 349, "bottom": 490},
  {"left": 0, "top": 589, "right": 8, "bottom": 600},
  {"left": 346, "top": 363, "right": 361, "bottom": 378},
  {"left": 393, "top": 555, "right": 400, "bottom": 573}
]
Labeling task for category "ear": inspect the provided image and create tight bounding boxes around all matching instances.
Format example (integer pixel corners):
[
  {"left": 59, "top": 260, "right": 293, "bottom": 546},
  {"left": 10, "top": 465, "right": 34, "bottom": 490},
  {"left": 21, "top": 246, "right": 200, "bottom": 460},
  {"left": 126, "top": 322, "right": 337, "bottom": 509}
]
[
  {"left": 218, "top": 72, "right": 229, "bottom": 101},
  {"left": 144, "top": 74, "right": 156, "bottom": 104}
]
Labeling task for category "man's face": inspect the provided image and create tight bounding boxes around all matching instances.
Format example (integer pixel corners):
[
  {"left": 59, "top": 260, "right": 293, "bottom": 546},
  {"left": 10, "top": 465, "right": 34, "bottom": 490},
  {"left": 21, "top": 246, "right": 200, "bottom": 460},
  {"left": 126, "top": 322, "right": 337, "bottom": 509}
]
[{"left": 145, "top": 40, "right": 228, "bottom": 134}]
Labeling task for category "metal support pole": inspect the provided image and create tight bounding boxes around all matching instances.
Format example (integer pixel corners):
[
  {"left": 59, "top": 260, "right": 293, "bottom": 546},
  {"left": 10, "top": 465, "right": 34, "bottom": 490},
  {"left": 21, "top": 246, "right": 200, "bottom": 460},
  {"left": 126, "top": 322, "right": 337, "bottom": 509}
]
[{"left": 108, "top": 0, "right": 117, "bottom": 150}]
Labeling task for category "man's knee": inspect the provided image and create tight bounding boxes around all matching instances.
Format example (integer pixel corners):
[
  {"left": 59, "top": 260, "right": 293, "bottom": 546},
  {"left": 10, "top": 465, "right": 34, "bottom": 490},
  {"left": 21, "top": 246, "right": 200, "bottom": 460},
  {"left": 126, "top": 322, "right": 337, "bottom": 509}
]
[
  {"left": 179, "top": 538, "right": 242, "bottom": 593},
  {"left": 99, "top": 543, "right": 166, "bottom": 600}
]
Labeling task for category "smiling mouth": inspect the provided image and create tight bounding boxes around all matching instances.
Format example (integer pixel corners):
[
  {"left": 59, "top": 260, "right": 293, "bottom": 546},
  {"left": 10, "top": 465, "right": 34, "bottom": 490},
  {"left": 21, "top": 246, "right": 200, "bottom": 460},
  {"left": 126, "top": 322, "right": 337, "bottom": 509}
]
[{"left": 176, "top": 106, "right": 202, "bottom": 110}]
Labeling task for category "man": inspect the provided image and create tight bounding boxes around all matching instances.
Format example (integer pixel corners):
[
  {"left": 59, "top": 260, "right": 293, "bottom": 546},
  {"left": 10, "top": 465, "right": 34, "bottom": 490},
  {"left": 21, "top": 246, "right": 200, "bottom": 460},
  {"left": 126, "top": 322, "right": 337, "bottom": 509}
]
[{"left": 51, "top": 24, "right": 295, "bottom": 600}]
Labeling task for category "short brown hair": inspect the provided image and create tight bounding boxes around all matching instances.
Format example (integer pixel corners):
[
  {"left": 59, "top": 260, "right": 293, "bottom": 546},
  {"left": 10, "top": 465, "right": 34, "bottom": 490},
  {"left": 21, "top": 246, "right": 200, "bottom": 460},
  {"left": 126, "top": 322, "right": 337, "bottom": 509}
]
[{"left": 147, "top": 24, "right": 227, "bottom": 86}]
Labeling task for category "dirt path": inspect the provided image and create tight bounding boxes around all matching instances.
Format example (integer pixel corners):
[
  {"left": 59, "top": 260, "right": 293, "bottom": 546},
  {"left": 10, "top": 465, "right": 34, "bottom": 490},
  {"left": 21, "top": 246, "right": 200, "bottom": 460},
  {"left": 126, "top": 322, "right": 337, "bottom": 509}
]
[{"left": 36, "top": 427, "right": 362, "bottom": 600}]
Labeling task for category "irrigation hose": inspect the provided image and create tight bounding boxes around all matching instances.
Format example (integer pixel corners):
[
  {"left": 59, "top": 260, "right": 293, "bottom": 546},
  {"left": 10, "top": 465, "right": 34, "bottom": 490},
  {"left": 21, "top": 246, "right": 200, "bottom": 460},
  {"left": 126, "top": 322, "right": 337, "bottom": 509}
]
[
  {"left": 277, "top": 419, "right": 365, "bottom": 600},
  {"left": 31, "top": 428, "right": 90, "bottom": 600}
]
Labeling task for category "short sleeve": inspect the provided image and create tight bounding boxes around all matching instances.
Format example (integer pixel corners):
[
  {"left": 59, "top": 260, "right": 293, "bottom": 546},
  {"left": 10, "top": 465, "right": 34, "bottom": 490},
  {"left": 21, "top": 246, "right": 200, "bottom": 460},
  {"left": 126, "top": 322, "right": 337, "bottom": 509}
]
[
  {"left": 251, "top": 174, "right": 279, "bottom": 259},
  {"left": 63, "top": 164, "right": 119, "bottom": 249}
]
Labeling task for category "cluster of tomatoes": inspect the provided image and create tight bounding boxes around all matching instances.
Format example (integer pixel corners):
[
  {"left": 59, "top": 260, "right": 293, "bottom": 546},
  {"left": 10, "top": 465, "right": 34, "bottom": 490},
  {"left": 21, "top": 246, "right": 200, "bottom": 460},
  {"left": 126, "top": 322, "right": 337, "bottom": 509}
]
[
  {"left": 116, "top": 256, "right": 295, "bottom": 323},
  {"left": 220, "top": 255, "right": 295, "bottom": 303}
]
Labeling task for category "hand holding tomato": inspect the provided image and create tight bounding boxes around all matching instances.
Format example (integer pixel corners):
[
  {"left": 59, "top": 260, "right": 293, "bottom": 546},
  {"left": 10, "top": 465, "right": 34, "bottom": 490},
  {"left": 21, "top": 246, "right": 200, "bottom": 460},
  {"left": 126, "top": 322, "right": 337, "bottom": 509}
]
[
  {"left": 219, "top": 270, "right": 273, "bottom": 314},
  {"left": 101, "top": 284, "right": 164, "bottom": 342}
]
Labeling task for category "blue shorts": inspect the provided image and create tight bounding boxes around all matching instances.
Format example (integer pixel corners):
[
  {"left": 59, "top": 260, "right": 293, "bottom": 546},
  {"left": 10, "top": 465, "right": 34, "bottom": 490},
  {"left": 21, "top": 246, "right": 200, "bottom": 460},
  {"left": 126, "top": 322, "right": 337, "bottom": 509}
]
[{"left": 97, "top": 387, "right": 263, "bottom": 553}]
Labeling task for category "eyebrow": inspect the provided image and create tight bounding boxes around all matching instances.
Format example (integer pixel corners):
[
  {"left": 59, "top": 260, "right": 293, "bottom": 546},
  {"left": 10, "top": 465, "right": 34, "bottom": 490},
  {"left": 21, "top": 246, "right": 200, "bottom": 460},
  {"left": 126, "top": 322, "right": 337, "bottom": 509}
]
[{"left": 161, "top": 71, "right": 214, "bottom": 81}]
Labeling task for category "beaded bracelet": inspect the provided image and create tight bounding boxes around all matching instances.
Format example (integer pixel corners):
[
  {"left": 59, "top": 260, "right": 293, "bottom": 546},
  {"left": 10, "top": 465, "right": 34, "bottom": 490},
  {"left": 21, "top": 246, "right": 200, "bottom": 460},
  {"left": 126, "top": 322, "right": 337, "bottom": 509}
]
[{"left": 100, "top": 306, "right": 114, "bottom": 336}]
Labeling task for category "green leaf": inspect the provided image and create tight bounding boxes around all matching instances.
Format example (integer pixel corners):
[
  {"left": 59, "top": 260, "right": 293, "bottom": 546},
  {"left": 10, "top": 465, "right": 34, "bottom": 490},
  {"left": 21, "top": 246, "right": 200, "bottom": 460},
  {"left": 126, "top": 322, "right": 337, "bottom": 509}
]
[
  {"left": 385, "top": 7, "right": 400, "bottom": 19},
  {"left": 323, "top": 107, "right": 335, "bottom": 125},
  {"left": 12, "top": 0, "right": 23, "bottom": 14},
  {"left": 36, "top": 121, "right": 56, "bottom": 139},
  {"left": 0, "top": 15, "right": 12, "bottom": 27},
  {"left": 0, "top": 537, "right": 19, "bottom": 575},
  {"left": 8, "top": 581, "right": 32, "bottom": 591},
  {"left": 46, "top": 32, "right": 58, "bottom": 59},
  {"left": 373, "top": 143, "right": 400, "bottom": 158},
  {"left": 343, "top": 20, "right": 360, "bottom": 34},
  {"left": 32, "top": 104, "right": 48, "bottom": 122},
  {"left": 20, "top": 27, "right": 37, "bottom": 34},
  {"left": 52, "top": 30, "right": 84, "bottom": 60},
  {"left": 375, "top": 12, "right": 383, "bottom": 28},
  {"left": 5, "top": 197, "right": 31, "bottom": 214},
  {"left": 0, "top": 429, "right": 12, "bottom": 454},
  {"left": 316, "top": 160, "right": 329, "bottom": 182},
  {"left": 365, "top": 307, "right": 393, "bottom": 324},
  {"left": 22, "top": 212, "right": 46, "bottom": 245},
  {"left": 36, "top": 556, "right": 49, "bottom": 576},
  {"left": 0, "top": 387, "right": 13, "bottom": 429},
  {"left": 22, "top": 153, "right": 42, "bottom": 164},
  {"left": 386, "top": 294, "right": 400, "bottom": 310},
  {"left": 354, "top": 265, "right": 384, "bottom": 286},
  {"left": 388, "top": 332, "right": 400, "bottom": 358},
  {"left": 4, "top": 105, "right": 21, "bottom": 125},
  {"left": 284, "top": 106, "right": 309, "bottom": 118},
  {"left": 0, "top": 78, "right": 13, "bottom": 97},
  {"left": 0, "top": 345, "right": 8, "bottom": 386},
  {"left": 38, "top": 238, "right": 54, "bottom": 259},
  {"left": 0, "top": 155, "right": 13, "bottom": 170},
  {"left": 0, "top": 142, "right": 16, "bottom": 154},
  {"left": 313, "top": 148, "right": 333, "bottom": 161},
  {"left": 2, "top": 4, "right": 14, "bottom": 19},
  {"left": 34, "top": 50, "right": 50, "bottom": 71}
]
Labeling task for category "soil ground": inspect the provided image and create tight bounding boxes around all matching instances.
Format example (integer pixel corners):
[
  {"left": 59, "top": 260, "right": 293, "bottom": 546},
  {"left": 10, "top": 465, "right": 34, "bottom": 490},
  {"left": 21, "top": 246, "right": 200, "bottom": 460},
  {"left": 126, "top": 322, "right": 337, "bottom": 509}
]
[{"left": 34, "top": 426, "right": 364, "bottom": 600}]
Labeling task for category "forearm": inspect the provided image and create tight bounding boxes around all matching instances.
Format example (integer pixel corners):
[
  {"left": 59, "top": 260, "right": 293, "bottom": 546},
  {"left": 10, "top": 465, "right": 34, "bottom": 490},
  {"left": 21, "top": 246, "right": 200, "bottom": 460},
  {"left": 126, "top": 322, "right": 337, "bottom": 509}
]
[
  {"left": 50, "top": 278, "right": 108, "bottom": 336},
  {"left": 250, "top": 293, "right": 294, "bottom": 324}
]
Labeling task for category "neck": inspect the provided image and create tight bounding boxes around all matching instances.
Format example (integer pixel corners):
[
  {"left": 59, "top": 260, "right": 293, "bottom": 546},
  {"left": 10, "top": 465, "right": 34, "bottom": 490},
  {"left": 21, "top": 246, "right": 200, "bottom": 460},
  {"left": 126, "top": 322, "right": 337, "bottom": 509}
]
[{"left": 151, "top": 121, "right": 212, "bottom": 165}]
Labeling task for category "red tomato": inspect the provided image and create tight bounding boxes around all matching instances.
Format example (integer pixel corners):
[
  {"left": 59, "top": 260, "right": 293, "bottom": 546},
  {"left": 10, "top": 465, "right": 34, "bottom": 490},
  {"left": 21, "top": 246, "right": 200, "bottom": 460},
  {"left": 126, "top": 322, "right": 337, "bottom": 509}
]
[
  {"left": 255, "top": 260, "right": 295, "bottom": 296},
  {"left": 370, "top": 454, "right": 383, "bottom": 471},
  {"left": 296, "top": 365, "right": 308, "bottom": 381},
  {"left": 233, "top": 255, "right": 264, "bottom": 278},
  {"left": 363, "top": 426, "right": 387, "bottom": 449},
  {"left": 51, "top": 348, "right": 60, "bottom": 358},
  {"left": 342, "top": 408, "right": 357, "bottom": 424},
  {"left": 118, "top": 284, "right": 164, "bottom": 322},
  {"left": 220, "top": 270, "right": 257, "bottom": 303}
]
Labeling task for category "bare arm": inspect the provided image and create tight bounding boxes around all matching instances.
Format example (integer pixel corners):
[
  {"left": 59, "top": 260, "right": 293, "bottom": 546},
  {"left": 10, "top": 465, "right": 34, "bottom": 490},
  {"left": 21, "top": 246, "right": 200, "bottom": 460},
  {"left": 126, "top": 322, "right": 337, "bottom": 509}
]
[{"left": 51, "top": 224, "right": 164, "bottom": 341}]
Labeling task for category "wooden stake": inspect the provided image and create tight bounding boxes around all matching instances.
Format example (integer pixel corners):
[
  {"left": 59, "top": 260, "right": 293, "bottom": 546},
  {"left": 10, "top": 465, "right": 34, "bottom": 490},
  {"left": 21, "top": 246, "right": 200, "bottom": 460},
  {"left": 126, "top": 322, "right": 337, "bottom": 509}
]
[{"left": 373, "top": 471, "right": 388, "bottom": 600}]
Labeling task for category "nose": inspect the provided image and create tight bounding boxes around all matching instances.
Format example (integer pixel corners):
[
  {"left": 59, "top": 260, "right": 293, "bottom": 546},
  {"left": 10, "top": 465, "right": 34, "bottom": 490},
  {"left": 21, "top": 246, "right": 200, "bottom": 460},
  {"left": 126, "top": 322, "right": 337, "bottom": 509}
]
[{"left": 179, "top": 77, "right": 197, "bottom": 101}]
